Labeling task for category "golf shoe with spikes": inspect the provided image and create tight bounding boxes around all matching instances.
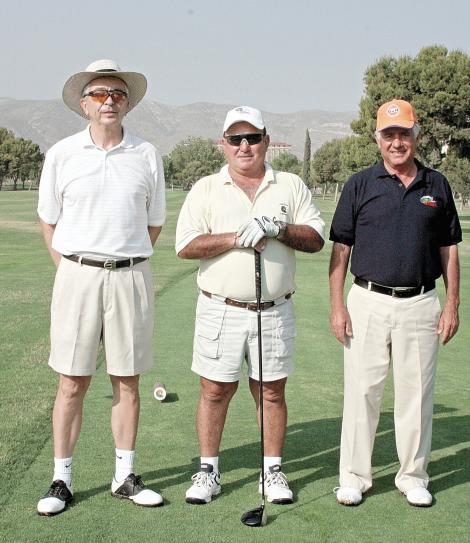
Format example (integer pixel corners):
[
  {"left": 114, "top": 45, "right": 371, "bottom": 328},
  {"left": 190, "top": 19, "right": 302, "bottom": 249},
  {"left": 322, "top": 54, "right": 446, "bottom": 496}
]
[
  {"left": 111, "top": 473, "right": 163, "bottom": 507},
  {"left": 37, "top": 480, "right": 73, "bottom": 516}
]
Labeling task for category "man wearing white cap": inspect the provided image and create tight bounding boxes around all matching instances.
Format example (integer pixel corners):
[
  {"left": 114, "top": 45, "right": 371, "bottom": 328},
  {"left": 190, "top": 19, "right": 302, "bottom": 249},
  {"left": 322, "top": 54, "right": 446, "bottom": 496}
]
[
  {"left": 329, "top": 99, "right": 461, "bottom": 507},
  {"left": 176, "top": 106, "right": 325, "bottom": 505},
  {"left": 36, "top": 60, "right": 166, "bottom": 515}
]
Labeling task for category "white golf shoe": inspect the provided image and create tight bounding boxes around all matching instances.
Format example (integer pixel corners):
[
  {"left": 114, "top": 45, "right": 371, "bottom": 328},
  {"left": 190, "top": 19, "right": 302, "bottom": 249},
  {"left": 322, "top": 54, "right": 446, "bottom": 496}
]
[
  {"left": 111, "top": 473, "right": 163, "bottom": 507},
  {"left": 185, "top": 464, "right": 221, "bottom": 504},
  {"left": 259, "top": 465, "right": 293, "bottom": 504},
  {"left": 334, "top": 486, "right": 363, "bottom": 506},
  {"left": 37, "top": 480, "right": 73, "bottom": 516},
  {"left": 405, "top": 487, "right": 432, "bottom": 507}
]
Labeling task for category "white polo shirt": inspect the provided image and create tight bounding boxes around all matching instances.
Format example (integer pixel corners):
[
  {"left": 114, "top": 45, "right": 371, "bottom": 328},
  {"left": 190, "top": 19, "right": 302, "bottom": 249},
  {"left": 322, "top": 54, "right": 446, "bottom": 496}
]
[
  {"left": 38, "top": 127, "right": 166, "bottom": 259},
  {"left": 175, "top": 164, "right": 325, "bottom": 301}
]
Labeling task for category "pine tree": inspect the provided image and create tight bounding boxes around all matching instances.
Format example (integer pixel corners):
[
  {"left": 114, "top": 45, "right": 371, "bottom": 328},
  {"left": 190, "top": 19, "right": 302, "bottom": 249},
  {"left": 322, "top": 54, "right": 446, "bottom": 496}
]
[{"left": 302, "top": 129, "right": 311, "bottom": 186}]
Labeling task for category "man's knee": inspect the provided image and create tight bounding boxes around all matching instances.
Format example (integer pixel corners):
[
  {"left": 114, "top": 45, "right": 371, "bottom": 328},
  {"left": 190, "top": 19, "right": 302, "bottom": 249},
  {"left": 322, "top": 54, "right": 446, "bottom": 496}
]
[
  {"left": 57, "top": 375, "right": 91, "bottom": 401},
  {"left": 110, "top": 375, "right": 140, "bottom": 401},
  {"left": 200, "top": 378, "right": 238, "bottom": 404},
  {"left": 263, "top": 379, "right": 287, "bottom": 405}
]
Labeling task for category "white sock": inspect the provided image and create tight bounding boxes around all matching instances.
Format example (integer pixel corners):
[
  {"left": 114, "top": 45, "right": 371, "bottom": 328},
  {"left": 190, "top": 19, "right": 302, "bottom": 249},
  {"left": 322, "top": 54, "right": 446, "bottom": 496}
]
[
  {"left": 264, "top": 456, "right": 282, "bottom": 473},
  {"left": 201, "top": 456, "right": 219, "bottom": 474},
  {"left": 115, "top": 449, "right": 135, "bottom": 483},
  {"left": 53, "top": 457, "right": 73, "bottom": 489}
]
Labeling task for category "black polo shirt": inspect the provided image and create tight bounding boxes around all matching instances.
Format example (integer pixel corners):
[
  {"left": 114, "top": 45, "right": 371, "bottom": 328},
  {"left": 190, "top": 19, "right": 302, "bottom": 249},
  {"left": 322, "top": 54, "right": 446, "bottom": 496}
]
[{"left": 329, "top": 160, "right": 462, "bottom": 286}]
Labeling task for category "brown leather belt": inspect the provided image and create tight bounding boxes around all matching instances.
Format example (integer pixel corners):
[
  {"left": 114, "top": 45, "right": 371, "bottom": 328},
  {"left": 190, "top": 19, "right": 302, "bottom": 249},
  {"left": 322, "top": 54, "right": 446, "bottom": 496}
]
[
  {"left": 63, "top": 254, "right": 147, "bottom": 270},
  {"left": 354, "top": 277, "right": 435, "bottom": 298},
  {"left": 201, "top": 290, "right": 292, "bottom": 311}
]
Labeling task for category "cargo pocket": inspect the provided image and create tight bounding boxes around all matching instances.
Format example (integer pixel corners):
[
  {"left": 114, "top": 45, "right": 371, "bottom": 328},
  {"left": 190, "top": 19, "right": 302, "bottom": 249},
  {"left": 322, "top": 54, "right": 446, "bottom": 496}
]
[
  {"left": 194, "top": 314, "right": 225, "bottom": 359},
  {"left": 273, "top": 307, "right": 297, "bottom": 359}
]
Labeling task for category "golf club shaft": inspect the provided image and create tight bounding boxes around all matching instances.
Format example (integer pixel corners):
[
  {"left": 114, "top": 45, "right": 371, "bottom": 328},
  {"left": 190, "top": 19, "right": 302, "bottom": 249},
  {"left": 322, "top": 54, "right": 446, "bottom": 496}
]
[{"left": 255, "top": 250, "right": 265, "bottom": 502}]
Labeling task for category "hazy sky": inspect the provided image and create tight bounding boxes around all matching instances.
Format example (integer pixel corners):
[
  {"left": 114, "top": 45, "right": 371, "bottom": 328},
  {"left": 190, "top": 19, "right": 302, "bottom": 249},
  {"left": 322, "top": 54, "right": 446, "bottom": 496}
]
[{"left": 1, "top": 0, "right": 469, "bottom": 113}]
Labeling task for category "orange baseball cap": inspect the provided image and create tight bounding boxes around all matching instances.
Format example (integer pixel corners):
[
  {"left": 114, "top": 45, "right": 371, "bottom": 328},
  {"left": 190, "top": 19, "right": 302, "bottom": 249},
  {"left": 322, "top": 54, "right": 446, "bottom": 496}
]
[{"left": 376, "top": 99, "right": 418, "bottom": 131}]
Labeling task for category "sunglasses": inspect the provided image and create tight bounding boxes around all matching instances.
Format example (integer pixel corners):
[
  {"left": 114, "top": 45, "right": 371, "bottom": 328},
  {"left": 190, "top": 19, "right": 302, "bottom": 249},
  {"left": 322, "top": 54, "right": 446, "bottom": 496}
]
[
  {"left": 225, "top": 133, "right": 264, "bottom": 146},
  {"left": 83, "top": 89, "right": 128, "bottom": 105}
]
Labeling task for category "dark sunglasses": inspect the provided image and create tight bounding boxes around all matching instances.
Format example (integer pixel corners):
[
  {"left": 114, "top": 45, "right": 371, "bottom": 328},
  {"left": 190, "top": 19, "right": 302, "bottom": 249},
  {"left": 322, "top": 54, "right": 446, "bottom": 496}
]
[
  {"left": 83, "top": 89, "right": 128, "bottom": 105},
  {"left": 225, "top": 133, "right": 264, "bottom": 146}
]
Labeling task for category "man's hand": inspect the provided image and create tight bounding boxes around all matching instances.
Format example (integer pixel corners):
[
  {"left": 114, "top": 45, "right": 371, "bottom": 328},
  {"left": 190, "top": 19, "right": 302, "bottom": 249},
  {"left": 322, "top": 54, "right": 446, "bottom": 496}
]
[
  {"left": 329, "top": 303, "right": 353, "bottom": 345},
  {"left": 237, "top": 216, "right": 280, "bottom": 248},
  {"left": 437, "top": 302, "right": 459, "bottom": 345}
]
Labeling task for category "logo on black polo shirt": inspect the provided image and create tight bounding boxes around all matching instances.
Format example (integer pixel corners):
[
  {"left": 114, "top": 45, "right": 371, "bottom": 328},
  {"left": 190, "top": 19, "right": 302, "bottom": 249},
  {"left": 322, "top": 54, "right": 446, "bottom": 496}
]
[{"left": 420, "top": 195, "right": 438, "bottom": 208}]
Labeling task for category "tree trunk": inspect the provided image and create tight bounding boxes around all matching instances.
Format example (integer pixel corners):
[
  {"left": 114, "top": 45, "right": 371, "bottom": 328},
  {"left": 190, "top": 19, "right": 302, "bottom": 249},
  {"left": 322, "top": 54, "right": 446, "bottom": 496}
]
[{"left": 334, "top": 182, "right": 339, "bottom": 202}]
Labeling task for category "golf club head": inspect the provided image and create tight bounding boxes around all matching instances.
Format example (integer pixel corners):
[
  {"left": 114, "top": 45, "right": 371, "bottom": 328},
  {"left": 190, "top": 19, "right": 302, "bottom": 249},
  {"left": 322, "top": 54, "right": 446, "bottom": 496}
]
[{"left": 240, "top": 504, "right": 267, "bottom": 527}]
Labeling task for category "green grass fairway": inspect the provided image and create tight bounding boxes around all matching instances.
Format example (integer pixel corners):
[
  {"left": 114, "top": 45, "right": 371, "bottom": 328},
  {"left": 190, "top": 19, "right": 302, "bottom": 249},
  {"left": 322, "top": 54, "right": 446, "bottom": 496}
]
[{"left": 0, "top": 190, "right": 469, "bottom": 543}]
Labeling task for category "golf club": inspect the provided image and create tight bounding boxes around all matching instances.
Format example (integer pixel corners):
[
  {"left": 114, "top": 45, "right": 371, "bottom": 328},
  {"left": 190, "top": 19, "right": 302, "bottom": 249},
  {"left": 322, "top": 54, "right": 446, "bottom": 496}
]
[{"left": 240, "top": 249, "right": 268, "bottom": 527}]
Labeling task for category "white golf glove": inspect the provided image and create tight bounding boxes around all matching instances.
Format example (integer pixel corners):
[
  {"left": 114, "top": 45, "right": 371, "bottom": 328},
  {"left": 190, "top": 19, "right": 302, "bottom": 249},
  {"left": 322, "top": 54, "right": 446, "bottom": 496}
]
[{"left": 237, "top": 216, "right": 280, "bottom": 248}]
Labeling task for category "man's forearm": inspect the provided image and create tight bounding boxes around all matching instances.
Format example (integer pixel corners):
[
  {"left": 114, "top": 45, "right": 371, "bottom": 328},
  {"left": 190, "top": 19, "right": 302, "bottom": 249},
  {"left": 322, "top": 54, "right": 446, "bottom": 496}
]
[
  {"left": 39, "top": 219, "right": 61, "bottom": 268},
  {"left": 148, "top": 226, "right": 162, "bottom": 247},
  {"left": 279, "top": 224, "right": 324, "bottom": 253},
  {"left": 178, "top": 233, "right": 237, "bottom": 259},
  {"left": 440, "top": 245, "right": 460, "bottom": 306},
  {"left": 329, "top": 242, "right": 351, "bottom": 307}
]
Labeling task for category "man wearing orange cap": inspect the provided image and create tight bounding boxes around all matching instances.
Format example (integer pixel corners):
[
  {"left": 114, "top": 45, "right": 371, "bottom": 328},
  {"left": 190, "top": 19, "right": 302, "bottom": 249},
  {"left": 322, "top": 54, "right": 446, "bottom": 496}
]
[{"left": 329, "top": 99, "right": 461, "bottom": 507}]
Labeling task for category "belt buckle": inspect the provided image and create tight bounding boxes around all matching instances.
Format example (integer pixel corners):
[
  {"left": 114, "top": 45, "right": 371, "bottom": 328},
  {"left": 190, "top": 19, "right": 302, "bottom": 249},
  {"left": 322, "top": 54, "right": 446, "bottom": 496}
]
[
  {"left": 104, "top": 259, "right": 117, "bottom": 270},
  {"left": 391, "top": 286, "right": 410, "bottom": 298}
]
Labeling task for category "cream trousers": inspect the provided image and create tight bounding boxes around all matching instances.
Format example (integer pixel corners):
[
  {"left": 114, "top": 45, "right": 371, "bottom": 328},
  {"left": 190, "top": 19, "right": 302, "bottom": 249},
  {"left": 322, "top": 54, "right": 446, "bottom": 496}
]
[{"left": 339, "top": 284, "right": 441, "bottom": 493}]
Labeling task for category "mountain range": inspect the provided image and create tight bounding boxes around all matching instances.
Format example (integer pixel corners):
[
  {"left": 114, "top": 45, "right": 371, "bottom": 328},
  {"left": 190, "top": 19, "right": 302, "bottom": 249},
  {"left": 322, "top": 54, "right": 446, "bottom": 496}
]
[{"left": 0, "top": 98, "right": 355, "bottom": 157}]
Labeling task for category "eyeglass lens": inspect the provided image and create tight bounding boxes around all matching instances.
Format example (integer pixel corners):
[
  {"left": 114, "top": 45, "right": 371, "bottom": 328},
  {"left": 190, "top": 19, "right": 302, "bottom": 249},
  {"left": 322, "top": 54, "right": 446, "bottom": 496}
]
[
  {"left": 225, "top": 133, "right": 264, "bottom": 146},
  {"left": 84, "top": 89, "right": 128, "bottom": 104}
]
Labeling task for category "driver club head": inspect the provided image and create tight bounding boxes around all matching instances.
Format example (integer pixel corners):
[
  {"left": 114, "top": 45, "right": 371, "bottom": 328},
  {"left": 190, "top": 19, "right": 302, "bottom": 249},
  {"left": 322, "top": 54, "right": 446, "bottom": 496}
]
[{"left": 240, "top": 504, "right": 267, "bottom": 527}]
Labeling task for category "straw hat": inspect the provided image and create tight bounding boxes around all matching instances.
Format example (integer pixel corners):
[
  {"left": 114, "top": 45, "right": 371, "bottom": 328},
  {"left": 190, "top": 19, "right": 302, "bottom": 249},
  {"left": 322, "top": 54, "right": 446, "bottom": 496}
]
[{"left": 62, "top": 59, "right": 147, "bottom": 118}]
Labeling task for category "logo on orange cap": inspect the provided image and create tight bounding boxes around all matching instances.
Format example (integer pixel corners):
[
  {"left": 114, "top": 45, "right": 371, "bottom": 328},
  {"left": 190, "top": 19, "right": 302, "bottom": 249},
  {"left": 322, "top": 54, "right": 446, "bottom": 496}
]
[{"left": 376, "top": 99, "right": 417, "bottom": 131}]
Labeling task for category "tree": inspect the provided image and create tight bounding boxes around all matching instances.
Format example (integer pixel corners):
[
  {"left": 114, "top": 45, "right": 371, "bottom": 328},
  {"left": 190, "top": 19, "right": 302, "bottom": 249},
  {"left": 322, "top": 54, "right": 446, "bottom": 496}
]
[
  {"left": 441, "top": 153, "right": 470, "bottom": 208},
  {"left": 0, "top": 128, "right": 43, "bottom": 190},
  {"left": 312, "top": 139, "right": 342, "bottom": 187},
  {"left": 338, "top": 135, "right": 380, "bottom": 181},
  {"left": 166, "top": 137, "right": 224, "bottom": 189},
  {"left": 302, "top": 129, "right": 311, "bottom": 186},
  {"left": 271, "top": 152, "right": 301, "bottom": 175},
  {"left": 352, "top": 46, "right": 470, "bottom": 171}
]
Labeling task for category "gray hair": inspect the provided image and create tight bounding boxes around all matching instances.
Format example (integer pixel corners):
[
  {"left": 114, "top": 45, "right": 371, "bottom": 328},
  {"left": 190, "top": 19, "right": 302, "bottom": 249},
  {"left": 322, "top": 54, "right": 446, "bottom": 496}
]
[
  {"left": 375, "top": 123, "right": 421, "bottom": 142},
  {"left": 82, "top": 77, "right": 129, "bottom": 97}
]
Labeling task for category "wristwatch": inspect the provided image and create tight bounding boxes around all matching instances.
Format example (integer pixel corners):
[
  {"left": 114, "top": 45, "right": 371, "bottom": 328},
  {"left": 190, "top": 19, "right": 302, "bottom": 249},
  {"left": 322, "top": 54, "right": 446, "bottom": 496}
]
[{"left": 275, "top": 220, "right": 288, "bottom": 241}]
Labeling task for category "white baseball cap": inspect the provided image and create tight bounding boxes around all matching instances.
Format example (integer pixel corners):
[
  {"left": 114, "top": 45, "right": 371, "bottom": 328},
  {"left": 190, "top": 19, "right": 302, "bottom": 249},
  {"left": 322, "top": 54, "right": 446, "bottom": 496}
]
[{"left": 223, "top": 106, "right": 265, "bottom": 132}]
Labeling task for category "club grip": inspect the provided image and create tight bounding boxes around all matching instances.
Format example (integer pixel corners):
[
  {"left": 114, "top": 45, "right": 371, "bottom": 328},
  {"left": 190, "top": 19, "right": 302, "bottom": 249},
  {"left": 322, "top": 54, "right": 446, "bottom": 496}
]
[{"left": 254, "top": 250, "right": 261, "bottom": 304}]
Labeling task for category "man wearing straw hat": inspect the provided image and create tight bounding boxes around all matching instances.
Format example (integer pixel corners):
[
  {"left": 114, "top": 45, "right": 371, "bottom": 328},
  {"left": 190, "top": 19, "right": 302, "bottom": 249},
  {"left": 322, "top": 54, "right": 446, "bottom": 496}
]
[{"left": 37, "top": 60, "right": 166, "bottom": 515}]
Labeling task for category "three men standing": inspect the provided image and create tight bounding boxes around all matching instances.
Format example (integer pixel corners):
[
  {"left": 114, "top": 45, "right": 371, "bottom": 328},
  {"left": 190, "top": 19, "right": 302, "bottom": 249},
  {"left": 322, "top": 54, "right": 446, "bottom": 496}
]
[
  {"left": 37, "top": 60, "right": 166, "bottom": 515},
  {"left": 329, "top": 99, "right": 461, "bottom": 507},
  {"left": 176, "top": 106, "right": 325, "bottom": 505}
]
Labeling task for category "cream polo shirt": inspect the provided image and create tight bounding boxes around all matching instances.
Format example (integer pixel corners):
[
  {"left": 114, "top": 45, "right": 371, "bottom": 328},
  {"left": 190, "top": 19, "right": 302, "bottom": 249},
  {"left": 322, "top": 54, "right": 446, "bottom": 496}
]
[
  {"left": 175, "top": 163, "right": 325, "bottom": 301},
  {"left": 38, "top": 127, "right": 166, "bottom": 259}
]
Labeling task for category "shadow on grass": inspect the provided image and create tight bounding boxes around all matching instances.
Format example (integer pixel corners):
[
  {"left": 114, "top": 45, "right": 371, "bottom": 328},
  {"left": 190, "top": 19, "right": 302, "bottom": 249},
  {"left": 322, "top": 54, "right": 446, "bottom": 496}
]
[{"left": 73, "top": 403, "right": 470, "bottom": 507}]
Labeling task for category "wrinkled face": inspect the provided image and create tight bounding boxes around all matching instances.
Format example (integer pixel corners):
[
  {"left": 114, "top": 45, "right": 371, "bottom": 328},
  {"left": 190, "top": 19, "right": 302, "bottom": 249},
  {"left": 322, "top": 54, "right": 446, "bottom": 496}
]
[
  {"left": 376, "top": 127, "right": 416, "bottom": 171},
  {"left": 80, "top": 76, "right": 129, "bottom": 128},
  {"left": 222, "top": 121, "right": 269, "bottom": 175}
]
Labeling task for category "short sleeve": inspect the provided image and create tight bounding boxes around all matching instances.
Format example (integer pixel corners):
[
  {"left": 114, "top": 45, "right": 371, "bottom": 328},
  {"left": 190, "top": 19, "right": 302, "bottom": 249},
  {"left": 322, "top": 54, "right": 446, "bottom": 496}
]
[
  {"left": 329, "top": 177, "right": 357, "bottom": 246},
  {"left": 37, "top": 150, "right": 61, "bottom": 224},
  {"left": 147, "top": 150, "right": 166, "bottom": 226}
]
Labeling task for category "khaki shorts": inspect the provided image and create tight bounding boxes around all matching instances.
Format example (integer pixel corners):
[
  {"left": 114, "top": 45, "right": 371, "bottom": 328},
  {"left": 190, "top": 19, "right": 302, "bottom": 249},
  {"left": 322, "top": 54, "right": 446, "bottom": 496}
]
[
  {"left": 192, "top": 292, "right": 296, "bottom": 382},
  {"left": 49, "top": 257, "right": 154, "bottom": 376}
]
